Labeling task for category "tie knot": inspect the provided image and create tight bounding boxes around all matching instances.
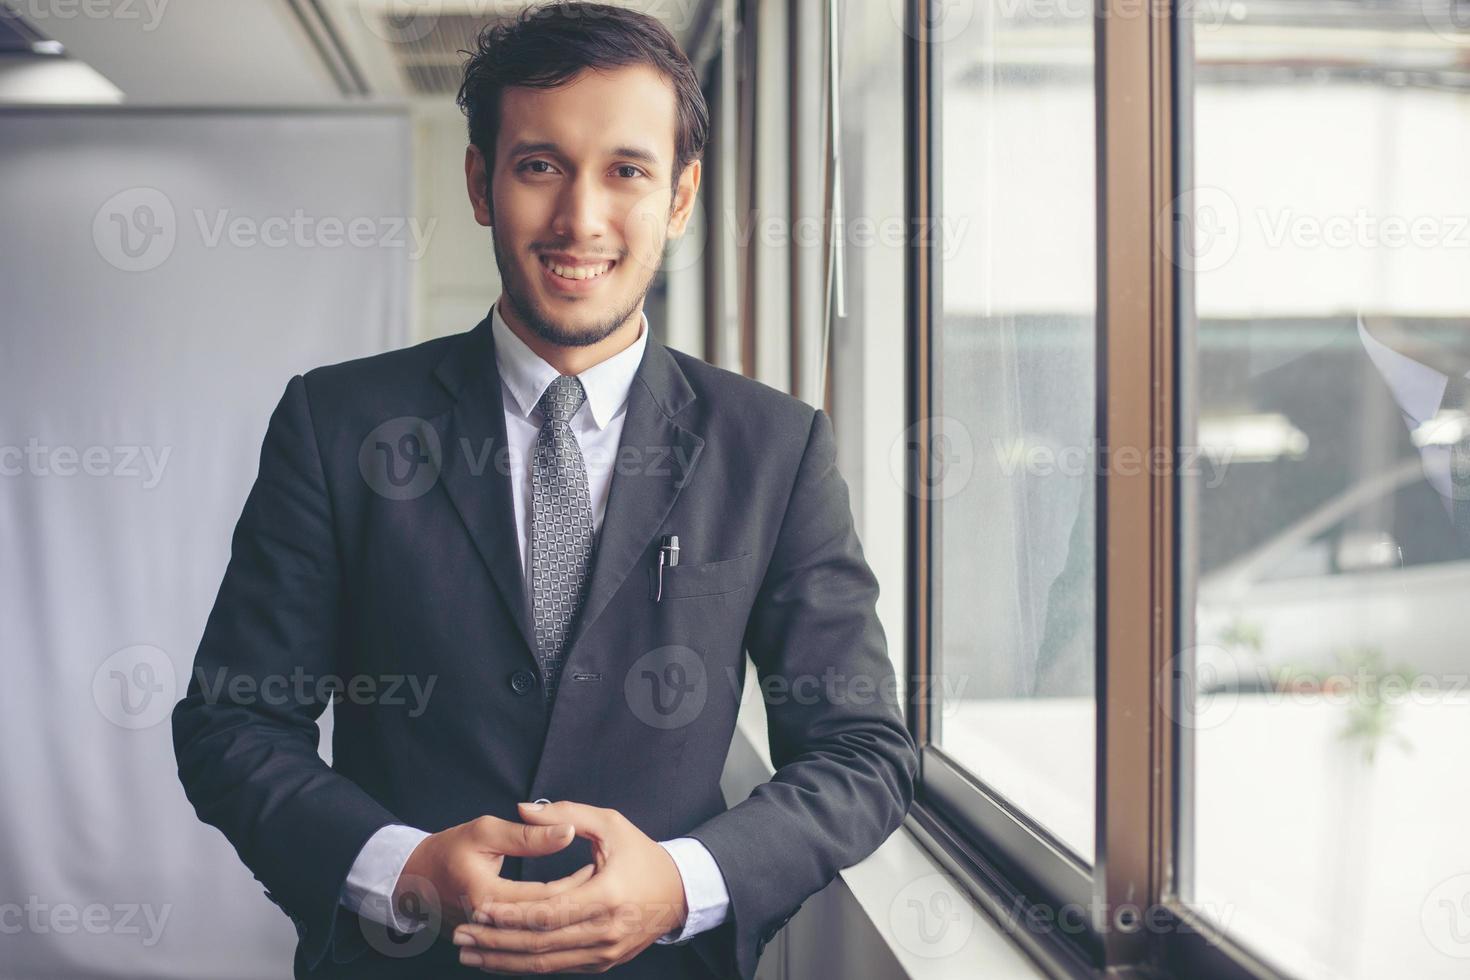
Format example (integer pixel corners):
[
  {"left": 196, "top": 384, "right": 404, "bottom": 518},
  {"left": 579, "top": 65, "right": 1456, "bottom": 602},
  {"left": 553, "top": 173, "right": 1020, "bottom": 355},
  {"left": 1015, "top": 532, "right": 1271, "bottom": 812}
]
[{"left": 537, "top": 374, "right": 586, "bottom": 425}]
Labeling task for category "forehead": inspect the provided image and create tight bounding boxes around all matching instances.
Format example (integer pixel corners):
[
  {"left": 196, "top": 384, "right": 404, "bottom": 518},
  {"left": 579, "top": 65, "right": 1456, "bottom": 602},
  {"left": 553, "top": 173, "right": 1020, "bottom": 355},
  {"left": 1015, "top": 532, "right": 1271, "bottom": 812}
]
[{"left": 496, "top": 63, "right": 679, "bottom": 167}]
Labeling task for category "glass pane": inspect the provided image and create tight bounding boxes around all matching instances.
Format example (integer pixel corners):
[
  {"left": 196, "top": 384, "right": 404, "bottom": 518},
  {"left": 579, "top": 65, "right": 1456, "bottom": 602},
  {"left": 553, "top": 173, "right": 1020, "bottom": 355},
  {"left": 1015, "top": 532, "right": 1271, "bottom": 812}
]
[
  {"left": 933, "top": 1, "right": 1097, "bottom": 862},
  {"left": 1178, "top": 4, "right": 1470, "bottom": 977},
  {"left": 832, "top": 0, "right": 908, "bottom": 670}
]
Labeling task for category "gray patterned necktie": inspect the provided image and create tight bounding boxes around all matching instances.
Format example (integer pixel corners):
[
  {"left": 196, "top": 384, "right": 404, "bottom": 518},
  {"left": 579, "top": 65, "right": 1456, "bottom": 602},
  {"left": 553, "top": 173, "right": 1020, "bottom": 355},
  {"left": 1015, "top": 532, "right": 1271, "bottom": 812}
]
[
  {"left": 530, "top": 374, "right": 596, "bottom": 703},
  {"left": 1442, "top": 374, "right": 1470, "bottom": 536}
]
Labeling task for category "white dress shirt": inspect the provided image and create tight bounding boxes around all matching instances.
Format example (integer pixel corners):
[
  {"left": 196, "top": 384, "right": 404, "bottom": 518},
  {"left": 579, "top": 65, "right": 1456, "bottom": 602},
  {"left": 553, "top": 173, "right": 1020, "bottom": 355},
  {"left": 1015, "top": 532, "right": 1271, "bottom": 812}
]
[
  {"left": 1356, "top": 315, "right": 1470, "bottom": 516},
  {"left": 339, "top": 301, "right": 730, "bottom": 944}
]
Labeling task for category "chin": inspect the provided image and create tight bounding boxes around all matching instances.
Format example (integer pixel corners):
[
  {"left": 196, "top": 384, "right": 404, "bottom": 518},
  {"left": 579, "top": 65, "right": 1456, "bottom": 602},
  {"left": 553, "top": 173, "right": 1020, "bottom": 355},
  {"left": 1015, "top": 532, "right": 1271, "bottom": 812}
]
[{"left": 530, "top": 310, "right": 621, "bottom": 348}]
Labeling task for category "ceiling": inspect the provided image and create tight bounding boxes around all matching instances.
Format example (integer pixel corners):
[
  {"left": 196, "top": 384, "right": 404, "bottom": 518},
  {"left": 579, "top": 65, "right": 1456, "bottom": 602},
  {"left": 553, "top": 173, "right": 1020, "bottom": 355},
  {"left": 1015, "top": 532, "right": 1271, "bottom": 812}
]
[{"left": 3, "top": 0, "right": 714, "bottom": 107}]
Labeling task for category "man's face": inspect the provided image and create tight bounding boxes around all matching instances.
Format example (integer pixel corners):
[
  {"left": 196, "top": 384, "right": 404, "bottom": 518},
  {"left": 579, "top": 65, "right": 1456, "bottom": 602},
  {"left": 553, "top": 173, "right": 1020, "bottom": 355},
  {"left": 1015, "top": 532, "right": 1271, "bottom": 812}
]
[{"left": 467, "top": 64, "right": 700, "bottom": 348}]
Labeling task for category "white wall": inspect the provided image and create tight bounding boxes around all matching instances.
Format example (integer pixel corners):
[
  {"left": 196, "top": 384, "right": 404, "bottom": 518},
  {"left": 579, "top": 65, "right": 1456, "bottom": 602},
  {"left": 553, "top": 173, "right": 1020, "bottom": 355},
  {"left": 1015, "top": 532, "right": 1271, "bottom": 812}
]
[{"left": 0, "top": 107, "right": 412, "bottom": 979}]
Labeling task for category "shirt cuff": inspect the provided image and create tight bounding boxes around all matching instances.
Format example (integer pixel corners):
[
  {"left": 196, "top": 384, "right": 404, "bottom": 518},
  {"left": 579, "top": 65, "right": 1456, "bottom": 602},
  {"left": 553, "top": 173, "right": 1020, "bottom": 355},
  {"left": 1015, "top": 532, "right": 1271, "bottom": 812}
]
[
  {"left": 341, "top": 824, "right": 433, "bottom": 934},
  {"left": 655, "top": 837, "right": 731, "bottom": 944}
]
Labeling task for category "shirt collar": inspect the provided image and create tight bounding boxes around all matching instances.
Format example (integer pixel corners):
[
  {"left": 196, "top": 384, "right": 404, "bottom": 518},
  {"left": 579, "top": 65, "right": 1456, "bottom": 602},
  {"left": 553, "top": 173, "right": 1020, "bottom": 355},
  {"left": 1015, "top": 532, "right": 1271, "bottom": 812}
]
[
  {"left": 1356, "top": 314, "right": 1452, "bottom": 428},
  {"left": 490, "top": 300, "right": 648, "bottom": 430}
]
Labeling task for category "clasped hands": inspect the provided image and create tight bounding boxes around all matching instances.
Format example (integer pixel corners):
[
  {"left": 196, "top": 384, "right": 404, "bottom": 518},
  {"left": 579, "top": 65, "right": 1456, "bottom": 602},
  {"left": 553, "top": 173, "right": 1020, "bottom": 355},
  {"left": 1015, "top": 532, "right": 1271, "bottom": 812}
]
[{"left": 393, "top": 801, "right": 688, "bottom": 974}]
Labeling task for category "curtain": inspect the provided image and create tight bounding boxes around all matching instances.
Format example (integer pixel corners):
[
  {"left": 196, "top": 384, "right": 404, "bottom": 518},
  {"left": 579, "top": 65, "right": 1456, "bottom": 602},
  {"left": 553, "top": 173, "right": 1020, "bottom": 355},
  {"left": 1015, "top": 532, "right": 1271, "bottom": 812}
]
[{"left": 0, "top": 108, "right": 412, "bottom": 979}]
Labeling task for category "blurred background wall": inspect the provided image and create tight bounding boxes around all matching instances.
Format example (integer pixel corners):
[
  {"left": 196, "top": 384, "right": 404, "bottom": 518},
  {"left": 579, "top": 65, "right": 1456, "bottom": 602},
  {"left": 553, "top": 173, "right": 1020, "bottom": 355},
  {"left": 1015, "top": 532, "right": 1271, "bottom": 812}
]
[{"left": 0, "top": 108, "right": 412, "bottom": 978}]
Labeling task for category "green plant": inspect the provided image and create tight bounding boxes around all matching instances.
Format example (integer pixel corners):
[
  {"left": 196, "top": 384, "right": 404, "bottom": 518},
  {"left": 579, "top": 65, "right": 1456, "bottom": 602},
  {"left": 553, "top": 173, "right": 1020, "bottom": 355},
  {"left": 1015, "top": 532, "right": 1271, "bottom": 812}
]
[{"left": 1214, "top": 619, "right": 1413, "bottom": 764}]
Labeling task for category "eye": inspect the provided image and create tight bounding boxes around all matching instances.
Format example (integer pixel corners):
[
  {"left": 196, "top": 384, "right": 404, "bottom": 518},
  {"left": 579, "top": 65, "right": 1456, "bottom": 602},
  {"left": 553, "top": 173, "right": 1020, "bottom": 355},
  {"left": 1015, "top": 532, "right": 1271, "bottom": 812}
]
[
  {"left": 614, "top": 165, "right": 645, "bottom": 179},
  {"left": 519, "top": 160, "right": 557, "bottom": 175}
]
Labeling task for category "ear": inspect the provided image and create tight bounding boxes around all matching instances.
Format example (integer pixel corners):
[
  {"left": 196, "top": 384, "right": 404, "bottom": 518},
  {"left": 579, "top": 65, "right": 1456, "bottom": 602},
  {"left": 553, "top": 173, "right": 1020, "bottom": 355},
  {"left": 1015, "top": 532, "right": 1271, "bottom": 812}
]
[
  {"left": 666, "top": 158, "right": 702, "bottom": 239},
  {"left": 466, "top": 144, "right": 492, "bottom": 227}
]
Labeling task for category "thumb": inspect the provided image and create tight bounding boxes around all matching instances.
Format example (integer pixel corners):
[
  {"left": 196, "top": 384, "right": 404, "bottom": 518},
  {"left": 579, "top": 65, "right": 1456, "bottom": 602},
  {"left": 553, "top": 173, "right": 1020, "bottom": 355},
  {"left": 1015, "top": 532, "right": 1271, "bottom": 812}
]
[
  {"left": 474, "top": 814, "right": 575, "bottom": 857},
  {"left": 517, "top": 800, "right": 614, "bottom": 836}
]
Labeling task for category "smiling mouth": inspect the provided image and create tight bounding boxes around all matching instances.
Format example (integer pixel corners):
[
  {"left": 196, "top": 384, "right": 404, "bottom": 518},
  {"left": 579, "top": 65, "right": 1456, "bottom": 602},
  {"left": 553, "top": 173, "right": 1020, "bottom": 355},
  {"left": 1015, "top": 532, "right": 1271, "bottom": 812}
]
[{"left": 538, "top": 255, "right": 617, "bottom": 281}]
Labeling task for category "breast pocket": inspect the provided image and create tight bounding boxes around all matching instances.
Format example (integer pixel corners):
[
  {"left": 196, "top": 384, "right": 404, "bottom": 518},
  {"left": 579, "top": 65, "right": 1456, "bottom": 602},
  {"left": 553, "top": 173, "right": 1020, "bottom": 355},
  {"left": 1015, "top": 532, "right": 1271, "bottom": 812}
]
[{"left": 649, "top": 552, "right": 755, "bottom": 600}]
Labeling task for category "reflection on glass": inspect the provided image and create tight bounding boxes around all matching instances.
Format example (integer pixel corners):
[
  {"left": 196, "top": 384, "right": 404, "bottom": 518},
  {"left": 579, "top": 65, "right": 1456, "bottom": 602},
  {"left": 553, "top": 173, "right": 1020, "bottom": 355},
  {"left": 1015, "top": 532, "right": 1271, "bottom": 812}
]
[
  {"left": 832, "top": 0, "right": 909, "bottom": 676},
  {"left": 1180, "top": 3, "right": 1470, "bottom": 977},
  {"left": 934, "top": 3, "right": 1097, "bottom": 861}
]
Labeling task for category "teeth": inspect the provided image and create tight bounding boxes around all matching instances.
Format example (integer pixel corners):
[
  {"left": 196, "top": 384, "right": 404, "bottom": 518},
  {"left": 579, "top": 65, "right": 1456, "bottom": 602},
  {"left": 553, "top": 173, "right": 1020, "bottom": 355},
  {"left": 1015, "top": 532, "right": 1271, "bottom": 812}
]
[{"left": 541, "top": 257, "right": 614, "bottom": 281}]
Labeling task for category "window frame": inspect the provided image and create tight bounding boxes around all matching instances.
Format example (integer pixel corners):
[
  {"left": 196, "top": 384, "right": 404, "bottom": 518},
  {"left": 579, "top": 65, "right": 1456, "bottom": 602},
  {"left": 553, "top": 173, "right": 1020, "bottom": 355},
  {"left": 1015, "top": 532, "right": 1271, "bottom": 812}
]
[{"left": 898, "top": 1, "right": 1276, "bottom": 976}]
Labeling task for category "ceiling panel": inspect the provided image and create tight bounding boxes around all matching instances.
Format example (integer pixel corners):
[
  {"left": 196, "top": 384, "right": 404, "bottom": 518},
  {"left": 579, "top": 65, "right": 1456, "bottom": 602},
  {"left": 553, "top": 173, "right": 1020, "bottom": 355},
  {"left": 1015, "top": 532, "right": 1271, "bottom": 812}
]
[{"left": 18, "top": 0, "right": 342, "bottom": 105}]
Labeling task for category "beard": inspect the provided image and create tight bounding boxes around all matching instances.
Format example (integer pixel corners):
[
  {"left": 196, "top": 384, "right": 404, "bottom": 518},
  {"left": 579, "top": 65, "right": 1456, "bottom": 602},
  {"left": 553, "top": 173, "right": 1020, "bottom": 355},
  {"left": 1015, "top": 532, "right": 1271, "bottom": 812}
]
[{"left": 490, "top": 220, "right": 659, "bottom": 349}]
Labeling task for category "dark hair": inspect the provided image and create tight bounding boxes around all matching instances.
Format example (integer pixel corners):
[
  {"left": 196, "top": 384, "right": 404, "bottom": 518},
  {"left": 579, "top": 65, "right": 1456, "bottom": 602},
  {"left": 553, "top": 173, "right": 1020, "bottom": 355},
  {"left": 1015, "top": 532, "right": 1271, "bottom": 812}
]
[{"left": 456, "top": 1, "right": 709, "bottom": 198}]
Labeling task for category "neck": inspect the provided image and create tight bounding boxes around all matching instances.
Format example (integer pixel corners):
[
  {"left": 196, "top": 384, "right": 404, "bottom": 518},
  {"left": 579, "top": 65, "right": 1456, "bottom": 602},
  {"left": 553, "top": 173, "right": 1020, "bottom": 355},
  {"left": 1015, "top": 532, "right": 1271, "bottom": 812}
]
[{"left": 497, "top": 296, "right": 644, "bottom": 375}]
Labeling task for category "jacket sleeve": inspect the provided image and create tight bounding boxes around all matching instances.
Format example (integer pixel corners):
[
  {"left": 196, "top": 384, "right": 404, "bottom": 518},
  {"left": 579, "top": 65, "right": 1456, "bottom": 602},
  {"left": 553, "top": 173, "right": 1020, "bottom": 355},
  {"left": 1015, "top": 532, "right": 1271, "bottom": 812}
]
[
  {"left": 686, "top": 408, "right": 919, "bottom": 979},
  {"left": 171, "top": 373, "right": 400, "bottom": 971}
]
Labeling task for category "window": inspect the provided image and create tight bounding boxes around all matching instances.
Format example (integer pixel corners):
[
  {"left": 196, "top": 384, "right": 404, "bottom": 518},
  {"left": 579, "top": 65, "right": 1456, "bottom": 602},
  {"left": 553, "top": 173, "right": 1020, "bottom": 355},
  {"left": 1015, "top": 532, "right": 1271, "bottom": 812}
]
[
  {"left": 831, "top": 0, "right": 908, "bottom": 659},
  {"left": 1177, "top": 3, "right": 1470, "bottom": 977},
  {"left": 702, "top": 0, "right": 1470, "bottom": 975},
  {"left": 928, "top": 0, "right": 1098, "bottom": 866}
]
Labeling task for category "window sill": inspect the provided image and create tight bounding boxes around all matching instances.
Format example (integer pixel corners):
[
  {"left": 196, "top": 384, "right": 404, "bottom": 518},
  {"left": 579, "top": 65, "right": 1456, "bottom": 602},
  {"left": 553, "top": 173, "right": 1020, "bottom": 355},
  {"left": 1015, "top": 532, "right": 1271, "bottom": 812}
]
[{"left": 725, "top": 687, "right": 1048, "bottom": 980}]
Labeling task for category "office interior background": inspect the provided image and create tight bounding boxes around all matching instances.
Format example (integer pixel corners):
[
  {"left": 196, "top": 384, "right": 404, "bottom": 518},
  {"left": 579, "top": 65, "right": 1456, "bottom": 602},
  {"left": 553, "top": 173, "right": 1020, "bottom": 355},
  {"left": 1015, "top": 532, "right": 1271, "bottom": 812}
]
[{"left": 3, "top": 0, "right": 1470, "bottom": 977}]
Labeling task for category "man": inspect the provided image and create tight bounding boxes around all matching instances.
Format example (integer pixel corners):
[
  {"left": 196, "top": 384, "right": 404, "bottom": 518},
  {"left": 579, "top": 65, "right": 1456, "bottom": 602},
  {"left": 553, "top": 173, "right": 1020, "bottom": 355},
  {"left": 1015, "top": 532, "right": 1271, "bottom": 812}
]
[
  {"left": 171, "top": 4, "right": 917, "bottom": 978},
  {"left": 1197, "top": 315, "right": 1470, "bottom": 575},
  {"left": 1031, "top": 312, "right": 1470, "bottom": 698}
]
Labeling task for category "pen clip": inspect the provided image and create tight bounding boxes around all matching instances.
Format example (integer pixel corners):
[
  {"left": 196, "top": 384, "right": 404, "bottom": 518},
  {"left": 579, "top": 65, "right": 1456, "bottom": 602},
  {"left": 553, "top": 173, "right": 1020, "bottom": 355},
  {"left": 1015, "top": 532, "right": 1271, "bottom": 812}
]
[{"left": 654, "top": 534, "right": 680, "bottom": 602}]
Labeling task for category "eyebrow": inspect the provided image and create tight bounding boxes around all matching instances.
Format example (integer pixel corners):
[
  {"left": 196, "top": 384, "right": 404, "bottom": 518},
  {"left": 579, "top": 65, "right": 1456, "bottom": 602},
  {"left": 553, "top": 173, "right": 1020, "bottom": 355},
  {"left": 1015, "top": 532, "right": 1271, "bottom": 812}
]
[{"left": 506, "top": 140, "right": 662, "bottom": 167}]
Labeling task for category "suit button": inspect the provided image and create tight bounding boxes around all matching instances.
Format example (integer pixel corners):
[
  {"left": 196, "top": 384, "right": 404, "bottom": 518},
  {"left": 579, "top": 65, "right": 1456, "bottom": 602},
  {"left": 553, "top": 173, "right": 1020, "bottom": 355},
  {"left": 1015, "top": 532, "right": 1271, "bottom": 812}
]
[{"left": 509, "top": 669, "right": 536, "bottom": 695}]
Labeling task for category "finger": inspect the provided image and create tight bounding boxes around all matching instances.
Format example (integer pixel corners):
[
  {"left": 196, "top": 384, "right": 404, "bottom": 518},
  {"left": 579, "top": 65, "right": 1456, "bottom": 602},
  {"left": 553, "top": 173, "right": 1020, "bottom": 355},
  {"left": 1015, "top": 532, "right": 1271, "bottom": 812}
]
[
  {"left": 459, "top": 944, "right": 621, "bottom": 975},
  {"left": 453, "top": 917, "right": 610, "bottom": 955},
  {"left": 516, "top": 800, "right": 617, "bottom": 839},
  {"left": 472, "top": 814, "right": 575, "bottom": 857},
  {"left": 488, "top": 863, "right": 595, "bottom": 902},
  {"left": 468, "top": 896, "right": 682, "bottom": 946},
  {"left": 474, "top": 878, "right": 616, "bottom": 931}
]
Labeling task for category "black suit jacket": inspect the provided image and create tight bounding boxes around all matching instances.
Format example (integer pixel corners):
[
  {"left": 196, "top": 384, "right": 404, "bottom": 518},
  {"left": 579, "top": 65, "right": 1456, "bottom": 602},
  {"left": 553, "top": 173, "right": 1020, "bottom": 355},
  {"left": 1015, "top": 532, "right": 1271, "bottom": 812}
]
[
  {"left": 1197, "top": 324, "right": 1470, "bottom": 574},
  {"left": 171, "top": 313, "right": 917, "bottom": 979},
  {"left": 1031, "top": 320, "right": 1470, "bottom": 698}
]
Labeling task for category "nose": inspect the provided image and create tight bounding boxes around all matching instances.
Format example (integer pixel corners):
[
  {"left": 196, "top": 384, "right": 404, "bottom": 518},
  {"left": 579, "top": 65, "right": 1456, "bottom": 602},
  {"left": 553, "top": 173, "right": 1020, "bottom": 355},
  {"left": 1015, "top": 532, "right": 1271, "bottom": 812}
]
[{"left": 550, "top": 169, "right": 610, "bottom": 245}]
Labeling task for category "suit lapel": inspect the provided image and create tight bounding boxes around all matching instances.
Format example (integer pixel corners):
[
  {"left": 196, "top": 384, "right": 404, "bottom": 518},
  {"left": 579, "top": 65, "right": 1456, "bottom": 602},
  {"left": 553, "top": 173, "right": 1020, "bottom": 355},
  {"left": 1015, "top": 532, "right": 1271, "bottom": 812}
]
[
  {"left": 429, "top": 313, "right": 706, "bottom": 675},
  {"left": 432, "top": 316, "right": 539, "bottom": 666},
  {"left": 563, "top": 329, "right": 704, "bottom": 659}
]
